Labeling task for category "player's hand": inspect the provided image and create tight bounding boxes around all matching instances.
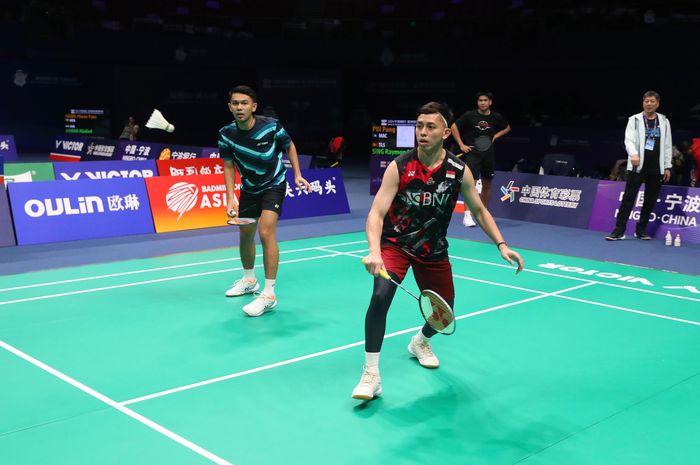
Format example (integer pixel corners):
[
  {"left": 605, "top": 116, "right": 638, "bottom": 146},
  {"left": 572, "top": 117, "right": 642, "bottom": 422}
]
[
  {"left": 663, "top": 168, "right": 671, "bottom": 183},
  {"left": 226, "top": 197, "right": 239, "bottom": 218},
  {"left": 295, "top": 175, "right": 312, "bottom": 193},
  {"left": 362, "top": 253, "right": 385, "bottom": 277},
  {"left": 631, "top": 154, "right": 640, "bottom": 166},
  {"left": 500, "top": 246, "right": 524, "bottom": 274},
  {"left": 460, "top": 143, "right": 474, "bottom": 153}
]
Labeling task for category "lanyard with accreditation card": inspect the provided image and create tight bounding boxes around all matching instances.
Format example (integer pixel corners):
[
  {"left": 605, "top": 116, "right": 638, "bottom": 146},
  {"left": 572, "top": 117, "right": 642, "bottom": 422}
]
[{"left": 644, "top": 115, "right": 658, "bottom": 151}]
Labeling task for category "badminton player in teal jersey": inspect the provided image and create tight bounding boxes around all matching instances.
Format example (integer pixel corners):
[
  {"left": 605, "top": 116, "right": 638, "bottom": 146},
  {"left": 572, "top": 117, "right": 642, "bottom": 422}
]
[
  {"left": 219, "top": 85, "right": 311, "bottom": 317},
  {"left": 352, "top": 101, "right": 524, "bottom": 400}
]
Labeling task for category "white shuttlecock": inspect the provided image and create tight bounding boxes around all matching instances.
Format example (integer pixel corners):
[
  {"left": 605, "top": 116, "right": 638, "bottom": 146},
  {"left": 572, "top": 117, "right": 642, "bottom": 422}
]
[{"left": 145, "top": 109, "right": 175, "bottom": 133}]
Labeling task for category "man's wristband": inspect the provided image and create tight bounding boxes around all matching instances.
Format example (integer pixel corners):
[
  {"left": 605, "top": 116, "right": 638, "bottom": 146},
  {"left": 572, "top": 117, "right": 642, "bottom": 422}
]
[{"left": 496, "top": 241, "right": 507, "bottom": 249}]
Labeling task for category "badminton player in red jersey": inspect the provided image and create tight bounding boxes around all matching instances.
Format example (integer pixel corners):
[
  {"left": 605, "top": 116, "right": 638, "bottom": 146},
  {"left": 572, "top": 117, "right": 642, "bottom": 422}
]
[{"left": 352, "top": 101, "right": 524, "bottom": 400}]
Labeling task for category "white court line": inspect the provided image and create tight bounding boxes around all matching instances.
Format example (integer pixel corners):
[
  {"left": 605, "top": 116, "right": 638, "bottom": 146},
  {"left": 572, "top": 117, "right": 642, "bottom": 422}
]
[
  {"left": 320, "top": 246, "right": 700, "bottom": 328},
  {"left": 449, "top": 255, "right": 700, "bottom": 303},
  {"left": 0, "top": 252, "right": 345, "bottom": 307},
  {"left": 121, "top": 282, "right": 592, "bottom": 406},
  {"left": 555, "top": 294, "right": 700, "bottom": 327},
  {"left": 0, "top": 339, "right": 234, "bottom": 465},
  {"left": 0, "top": 240, "right": 367, "bottom": 293}
]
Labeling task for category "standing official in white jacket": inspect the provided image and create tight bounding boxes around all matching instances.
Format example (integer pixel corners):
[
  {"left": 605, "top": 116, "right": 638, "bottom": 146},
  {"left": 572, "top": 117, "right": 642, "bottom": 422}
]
[{"left": 606, "top": 90, "right": 672, "bottom": 241}]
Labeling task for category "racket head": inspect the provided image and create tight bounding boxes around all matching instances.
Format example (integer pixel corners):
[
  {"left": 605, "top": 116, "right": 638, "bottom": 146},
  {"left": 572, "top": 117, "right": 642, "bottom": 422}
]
[
  {"left": 226, "top": 217, "right": 256, "bottom": 226},
  {"left": 474, "top": 135, "right": 493, "bottom": 152},
  {"left": 419, "top": 289, "right": 456, "bottom": 335}
]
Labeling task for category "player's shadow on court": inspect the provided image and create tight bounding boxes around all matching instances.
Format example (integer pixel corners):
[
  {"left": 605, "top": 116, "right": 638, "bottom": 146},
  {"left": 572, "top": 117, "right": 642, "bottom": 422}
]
[{"left": 352, "top": 396, "right": 384, "bottom": 416}]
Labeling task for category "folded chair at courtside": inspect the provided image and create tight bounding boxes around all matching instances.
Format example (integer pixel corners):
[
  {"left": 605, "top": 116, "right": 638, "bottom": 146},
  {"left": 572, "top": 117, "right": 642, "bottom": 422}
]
[{"left": 313, "top": 136, "right": 345, "bottom": 168}]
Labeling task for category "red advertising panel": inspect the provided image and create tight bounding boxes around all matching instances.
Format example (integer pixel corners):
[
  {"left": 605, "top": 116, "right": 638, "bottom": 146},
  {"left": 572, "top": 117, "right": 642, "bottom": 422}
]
[
  {"left": 156, "top": 158, "right": 225, "bottom": 177},
  {"left": 145, "top": 173, "right": 240, "bottom": 233}
]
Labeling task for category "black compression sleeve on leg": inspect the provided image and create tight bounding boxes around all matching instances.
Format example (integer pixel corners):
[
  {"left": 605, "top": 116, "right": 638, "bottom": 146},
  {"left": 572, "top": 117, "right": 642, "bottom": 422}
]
[{"left": 364, "top": 275, "right": 399, "bottom": 352}]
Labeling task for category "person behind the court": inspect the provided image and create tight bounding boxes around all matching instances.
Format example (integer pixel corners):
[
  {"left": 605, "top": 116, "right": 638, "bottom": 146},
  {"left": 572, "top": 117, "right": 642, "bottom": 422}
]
[
  {"left": 353, "top": 101, "right": 524, "bottom": 400},
  {"left": 605, "top": 90, "right": 672, "bottom": 241},
  {"left": 450, "top": 91, "right": 511, "bottom": 228},
  {"left": 119, "top": 116, "right": 139, "bottom": 141},
  {"left": 219, "top": 85, "right": 312, "bottom": 316}
]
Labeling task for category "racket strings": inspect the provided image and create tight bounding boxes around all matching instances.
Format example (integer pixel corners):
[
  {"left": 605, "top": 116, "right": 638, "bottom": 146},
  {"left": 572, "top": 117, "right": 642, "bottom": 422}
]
[{"left": 419, "top": 291, "right": 455, "bottom": 333}]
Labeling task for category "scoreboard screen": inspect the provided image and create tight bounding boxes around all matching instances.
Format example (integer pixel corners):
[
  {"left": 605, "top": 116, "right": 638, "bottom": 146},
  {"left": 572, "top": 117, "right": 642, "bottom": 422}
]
[
  {"left": 65, "top": 109, "right": 110, "bottom": 137},
  {"left": 371, "top": 119, "right": 416, "bottom": 156}
]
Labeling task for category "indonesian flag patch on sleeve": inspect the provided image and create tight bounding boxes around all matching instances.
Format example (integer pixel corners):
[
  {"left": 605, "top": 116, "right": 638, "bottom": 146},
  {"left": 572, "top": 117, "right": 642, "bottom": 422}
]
[{"left": 446, "top": 170, "right": 455, "bottom": 179}]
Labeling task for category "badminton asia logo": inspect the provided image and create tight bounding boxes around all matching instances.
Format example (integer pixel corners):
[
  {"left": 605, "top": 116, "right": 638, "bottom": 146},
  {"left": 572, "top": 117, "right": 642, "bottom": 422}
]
[
  {"left": 166, "top": 182, "right": 199, "bottom": 220},
  {"left": 500, "top": 180, "right": 520, "bottom": 203},
  {"left": 165, "top": 182, "right": 227, "bottom": 220},
  {"left": 23, "top": 195, "right": 141, "bottom": 217}
]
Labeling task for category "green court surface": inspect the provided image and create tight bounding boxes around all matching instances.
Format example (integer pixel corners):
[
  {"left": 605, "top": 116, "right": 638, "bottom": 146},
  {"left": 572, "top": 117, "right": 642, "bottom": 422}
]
[{"left": 1, "top": 232, "right": 699, "bottom": 465}]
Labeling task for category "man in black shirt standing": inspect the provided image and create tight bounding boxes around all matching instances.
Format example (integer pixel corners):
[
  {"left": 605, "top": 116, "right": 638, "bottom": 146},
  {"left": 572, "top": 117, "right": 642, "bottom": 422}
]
[
  {"left": 451, "top": 91, "right": 511, "bottom": 227},
  {"left": 606, "top": 90, "right": 672, "bottom": 241}
]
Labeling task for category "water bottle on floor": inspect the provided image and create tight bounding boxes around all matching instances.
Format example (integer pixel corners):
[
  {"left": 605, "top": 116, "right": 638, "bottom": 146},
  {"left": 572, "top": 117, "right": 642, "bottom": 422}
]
[
  {"left": 665, "top": 231, "right": 672, "bottom": 246},
  {"left": 674, "top": 234, "right": 681, "bottom": 247}
]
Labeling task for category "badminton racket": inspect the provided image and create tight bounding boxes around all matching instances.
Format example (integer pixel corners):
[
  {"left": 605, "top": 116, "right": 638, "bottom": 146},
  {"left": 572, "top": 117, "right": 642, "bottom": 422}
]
[
  {"left": 226, "top": 205, "right": 257, "bottom": 226},
  {"left": 363, "top": 261, "right": 456, "bottom": 335}
]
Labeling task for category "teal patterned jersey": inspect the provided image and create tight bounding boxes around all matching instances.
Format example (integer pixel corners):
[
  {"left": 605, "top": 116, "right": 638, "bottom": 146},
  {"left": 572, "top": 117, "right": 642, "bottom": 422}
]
[{"left": 218, "top": 115, "right": 292, "bottom": 193}]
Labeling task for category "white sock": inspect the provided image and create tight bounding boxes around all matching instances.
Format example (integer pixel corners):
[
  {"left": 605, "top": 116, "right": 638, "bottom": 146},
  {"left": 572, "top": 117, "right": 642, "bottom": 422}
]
[
  {"left": 264, "top": 279, "right": 276, "bottom": 296},
  {"left": 364, "top": 352, "right": 380, "bottom": 374},
  {"left": 415, "top": 329, "right": 431, "bottom": 343},
  {"left": 464, "top": 211, "right": 472, "bottom": 218},
  {"left": 243, "top": 269, "right": 255, "bottom": 281}
]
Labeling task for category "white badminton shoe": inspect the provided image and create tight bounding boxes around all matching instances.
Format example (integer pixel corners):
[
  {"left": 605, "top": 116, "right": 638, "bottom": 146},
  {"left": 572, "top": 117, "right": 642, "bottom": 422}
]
[
  {"left": 225, "top": 278, "right": 260, "bottom": 297},
  {"left": 408, "top": 335, "right": 440, "bottom": 368},
  {"left": 463, "top": 212, "right": 476, "bottom": 228},
  {"left": 351, "top": 369, "right": 382, "bottom": 400},
  {"left": 242, "top": 292, "right": 277, "bottom": 317}
]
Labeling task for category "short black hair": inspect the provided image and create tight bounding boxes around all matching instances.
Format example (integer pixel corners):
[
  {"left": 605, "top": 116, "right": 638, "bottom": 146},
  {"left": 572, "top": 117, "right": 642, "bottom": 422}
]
[
  {"left": 417, "top": 101, "right": 453, "bottom": 127},
  {"left": 476, "top": 91, "right": 494, "bottom": 100},
  {"left": 643, "top": 90, "right": 660, "bottom": 101},
  {"left": 229, "top": 85, "right": 257, "bottom": 102}
]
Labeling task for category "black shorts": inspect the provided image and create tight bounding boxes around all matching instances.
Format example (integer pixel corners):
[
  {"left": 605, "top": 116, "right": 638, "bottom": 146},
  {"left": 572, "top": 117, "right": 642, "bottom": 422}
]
[
  {"left": 465, "top": 149, "right": 495, "bottom": 180},
  {"left": 239, "top": 183, "right": 287, "bottom": 218}
]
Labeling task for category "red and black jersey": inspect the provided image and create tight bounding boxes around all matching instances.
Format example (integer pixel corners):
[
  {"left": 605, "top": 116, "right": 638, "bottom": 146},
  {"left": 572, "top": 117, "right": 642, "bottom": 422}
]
[{"left": 381, "top": 149, "right": 465, "bottom": 260}]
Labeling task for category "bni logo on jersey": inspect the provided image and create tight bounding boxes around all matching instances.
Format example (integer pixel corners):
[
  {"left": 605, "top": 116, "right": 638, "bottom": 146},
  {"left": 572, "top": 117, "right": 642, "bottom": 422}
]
[
  {"left": 166, "top": 182, "right": 199, "bottom": 220},
  {"left": 500, "top": 180, "right": 520, "bottom": 203}
]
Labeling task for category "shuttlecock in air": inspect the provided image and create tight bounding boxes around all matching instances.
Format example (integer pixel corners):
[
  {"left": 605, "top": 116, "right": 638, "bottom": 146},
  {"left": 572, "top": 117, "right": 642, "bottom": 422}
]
[{"left": 146, "top": 109, "right": 175, "bottom": 133}]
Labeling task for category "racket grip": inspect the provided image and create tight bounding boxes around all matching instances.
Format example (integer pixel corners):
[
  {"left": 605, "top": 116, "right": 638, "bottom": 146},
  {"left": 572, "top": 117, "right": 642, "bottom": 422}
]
[{"left": 361, "top": 259, "right": 391, "bottom": 280}]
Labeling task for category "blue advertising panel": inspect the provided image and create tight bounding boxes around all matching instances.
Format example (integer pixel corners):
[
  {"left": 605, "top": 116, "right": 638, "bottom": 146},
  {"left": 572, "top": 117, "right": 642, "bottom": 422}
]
[
  {"left": 80, "top": 139, "right": 120, "bottom": 161},
  {"left": 280, "top": 168, "right": 350, "bottom": 220},
  {"left": 50, "top": 136, "right": 86, "bottom": 161},
  {"left": 0, "top": 187, "right": 16, "bottom": 247},
  {"left": 200, "top": 147, "right": 220, "bottom": 158},
  {"left": 370, "top": 155, "right": 394, "bottom": 195},
  {"left": 115, "top": 140, "right": 164, "bottom": 161},
  {"left": 487, "top": 172, "right": 600, "bottom": 229},
  {"left": 159, "top": 144, "right": 200, "bottom": 160},
  {"left": 54, "top": 160, "right": 157, "bottom": 181},
  {"left": 589, "top": 181, "right": 700, "bottom": 244},
  {"left": 282, "top": 154, "right": 312, "bottom": 170},
  {"left": 0, "top": 135, "right": 18, "bottom": 162},
  {"left": 9, "top": 178, "right": 154, "bottom": 245}
]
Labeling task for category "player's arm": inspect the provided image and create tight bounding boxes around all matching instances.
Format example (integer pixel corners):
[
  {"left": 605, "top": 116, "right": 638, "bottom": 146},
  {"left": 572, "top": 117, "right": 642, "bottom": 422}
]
[
  {"left": 460, "top": 168, "right": 524, "bottom": 273},
  {"left": 223, "top": 159, "right": 239, "bottom": 217},
  {"left": 285, "top": 141, "right": 312, "bottom": 192},
  {"left": 450, "top": 123, "right": 472, "bottom": 153},
  {"left": 363, "top": 161, "right": 400, "bottom": 276},
  {"left": 493, "top": 124, "right": 511, "bottom": 141}
]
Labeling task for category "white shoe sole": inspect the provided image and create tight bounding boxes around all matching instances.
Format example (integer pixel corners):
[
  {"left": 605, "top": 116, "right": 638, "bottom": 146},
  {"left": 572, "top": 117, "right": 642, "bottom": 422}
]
[
  {"left": 351, "top": 387, "right": 382, "bottom": 400},
  {"left": 225, "top": 282, "right": 260, "bottom": 297},
  {"left": 242, "top": 298, "right": 277, "bottom": 317}
]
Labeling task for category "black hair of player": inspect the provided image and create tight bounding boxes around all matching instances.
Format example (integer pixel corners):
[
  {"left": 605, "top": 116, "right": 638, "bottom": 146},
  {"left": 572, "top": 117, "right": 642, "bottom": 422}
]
[
  {"left": 642, "top": 90, "right": 660, "bottom": 101},
  {"left": 475, "top": 91, "right": 494, "bottom": 100},
  {"left": 417, "top": 101, "right": 454, "bottom": 128},
  {"left": 229, "top": 85, "right": 258, "bottom": 102}
]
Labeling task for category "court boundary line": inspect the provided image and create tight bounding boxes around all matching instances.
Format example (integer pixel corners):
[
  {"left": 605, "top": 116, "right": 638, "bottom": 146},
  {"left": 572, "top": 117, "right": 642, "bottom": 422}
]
[
  {"left": 0, "top": 339, "right": 235, "bottom": 465},
  {"left": 449, "top": 255, "right": 700, "bottom": 303},
  {"left": 0, "top": 251, "right": 365, "bottom": 307},
  {"left": 121, "top": 282, "right": 593, "bottom": 406},
  {"left": 0, "top": 239, "right": 367, "bottom": 293}
]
